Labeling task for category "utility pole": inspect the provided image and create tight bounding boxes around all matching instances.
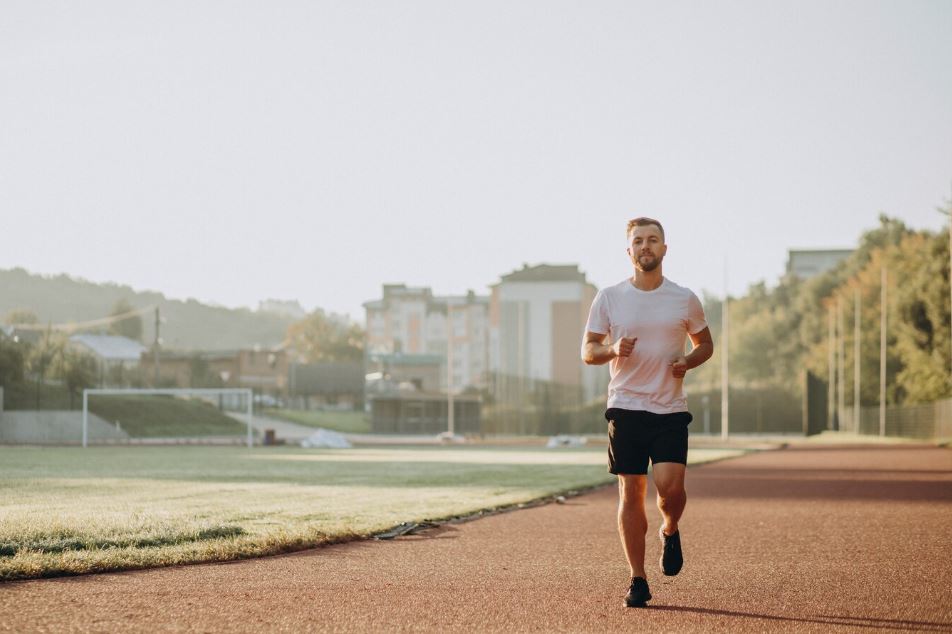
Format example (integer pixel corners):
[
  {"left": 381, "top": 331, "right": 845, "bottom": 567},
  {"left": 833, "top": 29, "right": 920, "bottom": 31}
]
[
  {"left": 880, "top": 266, "right": 887, "bottom": 437},
  {"left": 947, "top": 188, "right": 952, "bottom": 387},
  {"left": 828, "top": 305, "right": 835, "bottom": 430},
  {"left": 853, "top": 287, "right": 861, "bottom": 433},
  {"left": 446, "top": 304, "right": 455, "bottom": 437},
  {"left": 721, "top": 259, "right": 729, "bottom": 440},
  {"left": 153, "top": 306, "right": 160, "bottom": 387},
  {"left": 837, "top": 296, "right": 845, "bottom": 431},
  {"left": 517, "top": 301, "right": 525, "bottom": 436}
]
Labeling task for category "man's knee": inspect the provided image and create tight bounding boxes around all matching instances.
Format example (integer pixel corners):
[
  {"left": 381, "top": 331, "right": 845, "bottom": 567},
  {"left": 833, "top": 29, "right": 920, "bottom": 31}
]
[
  {"left": 652, "top": 462, "right": 686, "bottom": 500},
  {"left": 618, "top": 474, "right": 647, "bottom": 504},
  {"left": 655, "top": 479, "right": 685, "bottom": 501}
]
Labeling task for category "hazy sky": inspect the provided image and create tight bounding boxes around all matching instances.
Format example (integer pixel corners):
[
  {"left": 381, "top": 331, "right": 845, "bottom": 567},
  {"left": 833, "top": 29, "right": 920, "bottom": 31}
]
[{"left": 2, "top": 1, "right": 950, "bottom": 320}]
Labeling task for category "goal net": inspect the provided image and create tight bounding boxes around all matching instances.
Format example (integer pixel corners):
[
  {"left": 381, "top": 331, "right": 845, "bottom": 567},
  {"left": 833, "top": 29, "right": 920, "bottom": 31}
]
[{"left": 81, "top": 388, "right": 254, "bottom": 447}]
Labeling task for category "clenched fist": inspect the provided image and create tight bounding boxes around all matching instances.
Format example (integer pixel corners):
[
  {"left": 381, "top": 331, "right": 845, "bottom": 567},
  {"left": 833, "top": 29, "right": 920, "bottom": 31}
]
[
  {"left": 670, "top": 355, "right": 688, "bottom": 378},
  {"left": 612, "top": 337, "right": 637, "bottom": 358}
]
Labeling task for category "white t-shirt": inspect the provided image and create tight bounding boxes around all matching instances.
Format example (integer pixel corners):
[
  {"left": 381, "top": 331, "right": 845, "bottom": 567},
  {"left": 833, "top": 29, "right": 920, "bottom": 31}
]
[{"left": 585, "top": 277, "right": 708, "bottom": 414}]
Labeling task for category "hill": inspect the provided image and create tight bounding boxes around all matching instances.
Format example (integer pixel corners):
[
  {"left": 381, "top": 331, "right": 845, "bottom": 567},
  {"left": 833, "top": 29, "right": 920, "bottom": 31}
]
[{"left": 0, "top": 268, "right": 294, "bottom": 350}]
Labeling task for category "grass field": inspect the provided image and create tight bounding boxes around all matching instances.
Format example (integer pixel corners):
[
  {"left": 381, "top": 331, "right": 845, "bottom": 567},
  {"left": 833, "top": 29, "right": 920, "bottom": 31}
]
[
  {"left": 0, "top": 445, "right": 744, "bottom": 581},
  {"left": 261, "top": 408, "right": 371, "bottom": 433},
  {"left": 88, "top": 396, "right": 247, "bottom": 437}
]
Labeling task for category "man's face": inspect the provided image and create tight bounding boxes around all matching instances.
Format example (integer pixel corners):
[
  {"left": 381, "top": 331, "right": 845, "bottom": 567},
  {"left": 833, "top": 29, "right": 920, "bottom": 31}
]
[{"left": 627, "top": 225, "right": 667, "bottom": 272}]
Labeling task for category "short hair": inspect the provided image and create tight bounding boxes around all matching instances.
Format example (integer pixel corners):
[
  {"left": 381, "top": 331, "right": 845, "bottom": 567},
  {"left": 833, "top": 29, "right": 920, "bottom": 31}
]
[{"left": 626, "top": 217, "right": 665, "bottom": 241}]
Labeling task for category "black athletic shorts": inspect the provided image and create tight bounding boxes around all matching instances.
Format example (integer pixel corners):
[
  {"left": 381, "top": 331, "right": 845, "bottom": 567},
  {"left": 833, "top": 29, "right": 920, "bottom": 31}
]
[{"left": 605, "top": 408, "right": 693, "bottom": 475}]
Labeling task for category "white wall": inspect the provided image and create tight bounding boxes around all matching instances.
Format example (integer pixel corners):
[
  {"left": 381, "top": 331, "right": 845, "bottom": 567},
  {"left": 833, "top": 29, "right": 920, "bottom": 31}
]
[{"left": 495, "top": 281, "right": 587, "bottom": 382}]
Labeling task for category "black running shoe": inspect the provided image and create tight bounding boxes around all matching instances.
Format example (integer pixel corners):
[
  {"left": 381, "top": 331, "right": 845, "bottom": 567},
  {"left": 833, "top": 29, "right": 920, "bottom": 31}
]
[
  {"left": 659, "top": 528, "right": 683, "bottom": 576},
  {"left": 624, "top": 576, "right": 652, "bottom": 608}
]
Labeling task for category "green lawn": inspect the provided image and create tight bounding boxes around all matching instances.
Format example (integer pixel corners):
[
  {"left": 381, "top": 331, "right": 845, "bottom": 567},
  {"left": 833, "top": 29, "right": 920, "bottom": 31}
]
[
  {"left": 88, "top": 395, "right": 247, "bottom": 437},
  {"left": 261, "top": 408, "right": 371, "bottom": 433},
  {"left": 0, "top": 445, "right": 744, "bottom": 581}
]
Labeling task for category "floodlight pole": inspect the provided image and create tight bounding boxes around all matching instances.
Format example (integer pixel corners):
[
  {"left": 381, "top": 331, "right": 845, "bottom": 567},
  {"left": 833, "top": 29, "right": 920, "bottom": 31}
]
[
  {"left": 720, "top": 258, "right": 729, "bottom": 440},
  {"left": 837, "top": 295, "right": 845, "bottom": 432},
  {"left": 153, "top": 307, "right": 161, "bottom": 386},
  {"left": 853, "top": 287, "right": 861, "bottom": 433},
  {"left": 517, "top": 301, "right": 525, "bottom": 435},
  {"left": 82, "top": 390, "right": 88, "bottom": 448},
  {"left": 827, "top": 305, "right": 835, "bottom": 430},
  {"left": 246, "top": 390, "right": 253, "bottom": 448},
  {"left": 947, "top": 193, "right": 952, "bottom": 388},
  {"left": 880, "top": 266, "right": 887, "bottom": 437},
  {"left": 447, "top": 304, "right": 454, "bottom": 436}
]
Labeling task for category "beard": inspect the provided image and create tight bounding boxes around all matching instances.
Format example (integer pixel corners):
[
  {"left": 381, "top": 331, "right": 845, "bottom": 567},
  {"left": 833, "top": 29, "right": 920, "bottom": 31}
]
[{"left": 635, "top": 253, "right": 662, "bottom": 272}]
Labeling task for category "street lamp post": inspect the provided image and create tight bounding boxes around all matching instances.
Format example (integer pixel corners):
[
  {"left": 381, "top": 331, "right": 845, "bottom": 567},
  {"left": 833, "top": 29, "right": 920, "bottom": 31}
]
[
  {"left": 721, "top": 258, "right": 729, "bottom": 440},
  {"left": 880, "top": 266, "right": 887, "bottom": 437},
  {"left": 854, "top": 287, "right": 861, "bottom": 433},
  {"left": 447, "top": 304, "right": 455, "bottom": 437}
]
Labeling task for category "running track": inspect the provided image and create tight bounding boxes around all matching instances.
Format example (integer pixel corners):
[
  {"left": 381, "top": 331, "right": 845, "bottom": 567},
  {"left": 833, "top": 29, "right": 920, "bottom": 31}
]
[{"left": 2, "top": 444, "right": 951, "bottom": 633}]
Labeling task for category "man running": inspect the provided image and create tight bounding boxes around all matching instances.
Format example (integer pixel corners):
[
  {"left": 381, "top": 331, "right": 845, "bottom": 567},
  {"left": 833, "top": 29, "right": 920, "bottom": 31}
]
[{"left": 581, "top": 217, "right": 713, "bottom": 608}]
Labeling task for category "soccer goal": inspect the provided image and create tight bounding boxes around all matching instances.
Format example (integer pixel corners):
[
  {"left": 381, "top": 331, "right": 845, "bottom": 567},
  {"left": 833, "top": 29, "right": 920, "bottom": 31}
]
[{"left": 81, "top": 388, "right": 254, "bottom": 448}]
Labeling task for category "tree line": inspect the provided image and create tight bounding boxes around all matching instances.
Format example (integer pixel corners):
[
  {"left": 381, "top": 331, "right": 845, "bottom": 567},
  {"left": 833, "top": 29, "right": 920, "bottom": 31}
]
[
  {"left": 690, "top": 214, "right": 951, "bottom": 407},
  {"left": 0, "top": 299, "right": 364, "bottom": 409},
  {"left": 0, "top": 267, "right": 294, "bottom": 350}
]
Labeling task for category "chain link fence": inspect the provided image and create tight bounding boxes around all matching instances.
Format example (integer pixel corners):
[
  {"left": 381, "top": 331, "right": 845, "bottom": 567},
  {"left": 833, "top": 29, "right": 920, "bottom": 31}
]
[{"left": 839, "top": 398, "right": 952, "bottom": 440}]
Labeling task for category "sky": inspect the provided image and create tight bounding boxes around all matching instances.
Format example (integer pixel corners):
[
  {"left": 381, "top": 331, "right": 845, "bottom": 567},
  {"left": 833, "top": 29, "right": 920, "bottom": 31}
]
[{"left": 2, "top": 0, "right": 950, "bottom": 321}]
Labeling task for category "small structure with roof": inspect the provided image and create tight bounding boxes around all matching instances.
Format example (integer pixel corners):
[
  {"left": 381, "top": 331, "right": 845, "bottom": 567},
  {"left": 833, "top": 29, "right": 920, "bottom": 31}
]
[{"left": 69, "top": 334, "right": 147, "bottom": 386}]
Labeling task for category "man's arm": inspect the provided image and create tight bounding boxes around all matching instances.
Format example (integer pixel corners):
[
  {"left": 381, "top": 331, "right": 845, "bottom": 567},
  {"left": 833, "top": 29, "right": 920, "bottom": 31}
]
[
  {"left": 669, "top": 327, "right": 714, "bottom": 378},
  {"left": 581, "top": 331, "right": 636, "bottom": 366}
]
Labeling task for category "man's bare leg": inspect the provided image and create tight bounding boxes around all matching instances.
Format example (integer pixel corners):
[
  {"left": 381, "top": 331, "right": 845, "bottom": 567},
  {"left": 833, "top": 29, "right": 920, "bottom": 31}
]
[
  {"left": 652, "top": 461, "right": 687, "bottom": 576},
  {"left": 652, "top": 462, "right": 687, "bottom": 535},
  {"left": 617, "top": 474, "right": 648, "bottom": 577}
]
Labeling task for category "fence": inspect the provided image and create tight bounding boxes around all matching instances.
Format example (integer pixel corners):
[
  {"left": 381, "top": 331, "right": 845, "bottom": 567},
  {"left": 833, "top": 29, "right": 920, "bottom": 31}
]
[
  {"left": 838, "top": 398, "right": 952, "bottom": 440},
  {"left": 803, "top": 370, "right": 952, "bottom": 440}
]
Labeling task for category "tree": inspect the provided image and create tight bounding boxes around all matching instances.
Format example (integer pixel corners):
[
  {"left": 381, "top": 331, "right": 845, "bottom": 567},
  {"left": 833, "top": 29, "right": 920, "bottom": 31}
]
[
  {"left": 4, "top": 309, "right": 38, "bottom": 325},
  {"left": 725, "top": 214, "right": 950, "bottom": 407},
  {"left": 0, "top": 337, "right": 25, "bottom": 388},
  {"left": 890, "top": 230, "right": 951, "bottom": 402},
  {"left": 108, "top": 299, "right": 143, "bottom": 341},
  {"left": 26, "top": 331, "right": 67, "bottom": 409},
  {"left": 61, "top": 349, "right": 98, "bottom": 409},
  {"left": 187, "top": 353, "right": 223, "bottom": 388},
  {"left": 285, "top": 310, "right": 364, "bottom": 363},
  {"left": 694, "top": 214, "right": 950, "bottom": 409}
]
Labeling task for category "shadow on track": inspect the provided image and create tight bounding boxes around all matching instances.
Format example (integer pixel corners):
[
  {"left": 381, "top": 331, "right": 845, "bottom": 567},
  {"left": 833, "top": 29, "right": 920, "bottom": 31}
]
[{"left": 648, "top": 605, "right": 952, "bottom": 632}]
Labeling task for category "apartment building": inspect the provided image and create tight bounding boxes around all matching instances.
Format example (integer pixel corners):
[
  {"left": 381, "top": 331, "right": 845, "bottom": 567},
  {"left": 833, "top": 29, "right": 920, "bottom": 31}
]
[
  {"left": 363, "top": 284, "right": 490, "bottom": 393},
  {"left": 489, "top": 264, "right": 605, "bottom": 403}
]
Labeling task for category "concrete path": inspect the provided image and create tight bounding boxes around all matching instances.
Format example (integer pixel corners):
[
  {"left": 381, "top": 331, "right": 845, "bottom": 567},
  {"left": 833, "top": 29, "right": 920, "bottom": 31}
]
[
  {"left": 230, "top": 413, "right": 316, "bottom": 441},
  {"left": 2, "top": 444, "right": 950, "bottom": 633}
]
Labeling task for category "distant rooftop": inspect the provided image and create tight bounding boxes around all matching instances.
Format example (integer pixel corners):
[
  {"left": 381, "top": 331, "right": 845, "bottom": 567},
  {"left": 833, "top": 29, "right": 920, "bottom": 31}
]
[
  {"left": 70, "top": 334, "right": 147, "bottom": 361},
  {"left": 364, "top": 285, "right": 488, "bottom": 312},
  {"left": 383, "top": 284, "right": 432, "bottom": 299},
  {"left": 431, "top": 291, "right": 489, "bottom": 307},
  {"left": 786, "top": 249, "right": 854, "bottom": 279},
  {"left": 257, "top": 299, "right": 306, "bottom": 319},
  {"left": 368, "top": 353, "right": 444, "bottom": 366},
  {"left": 498, "top": 263, "right": 588, "bottom": 284}
]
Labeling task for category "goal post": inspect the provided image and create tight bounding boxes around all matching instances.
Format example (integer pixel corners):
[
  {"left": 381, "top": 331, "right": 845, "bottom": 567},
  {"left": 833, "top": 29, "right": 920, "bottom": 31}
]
[{"left": 82, "top": 388, "right": 254, "bottom": 448}]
